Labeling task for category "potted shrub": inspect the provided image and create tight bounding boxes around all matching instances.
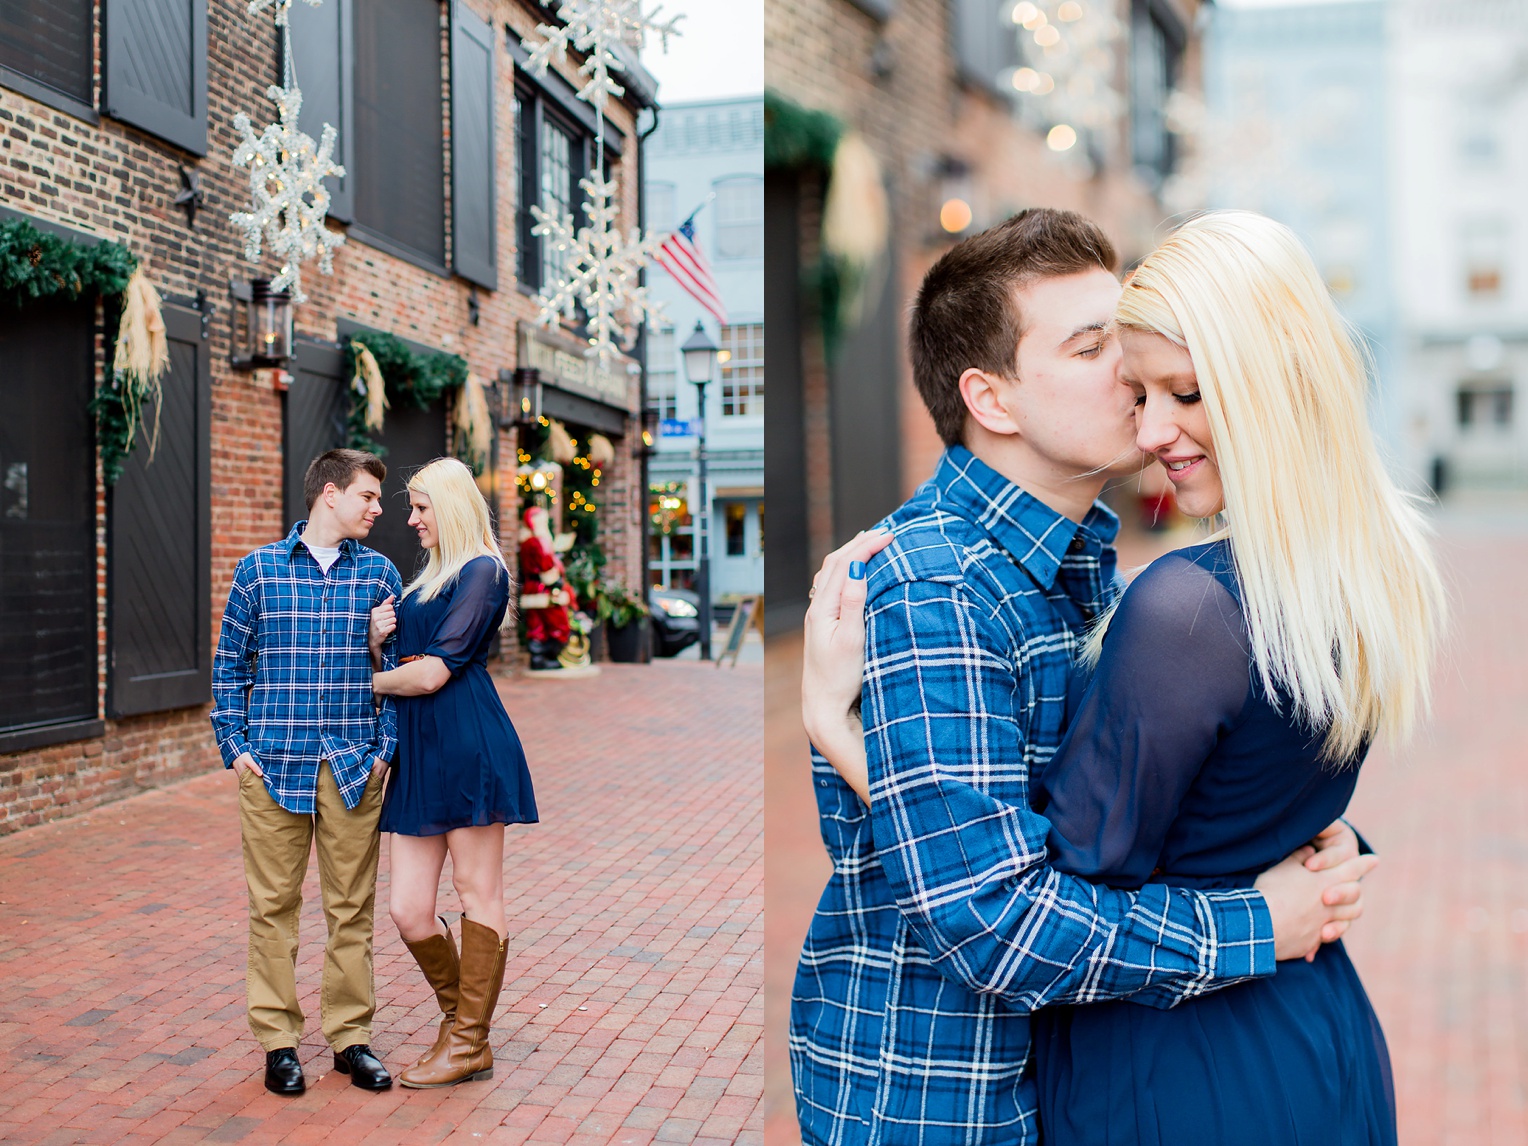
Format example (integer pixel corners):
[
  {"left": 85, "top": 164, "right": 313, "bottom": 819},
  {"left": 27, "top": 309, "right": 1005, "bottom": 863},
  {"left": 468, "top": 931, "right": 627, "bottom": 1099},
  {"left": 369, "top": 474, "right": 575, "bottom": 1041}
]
[{"left": 598, "top": 580, "right": 650, "bottom": 663}]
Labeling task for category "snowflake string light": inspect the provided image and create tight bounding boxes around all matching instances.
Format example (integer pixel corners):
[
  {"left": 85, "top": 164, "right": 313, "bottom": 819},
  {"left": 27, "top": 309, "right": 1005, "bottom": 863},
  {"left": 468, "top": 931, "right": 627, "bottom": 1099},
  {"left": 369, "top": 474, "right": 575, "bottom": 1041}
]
[
  {"left": 531, "top": 173, "right": 667, "bottom": 364},
  {"left": 230, "top": 84, "right": 345, "bottom": 303},
  {"left": 523, "top": 0, "right": 682, "bottom": 111},
  {"left": 246, "top": 0, "right": 323, "bottom": 27}
]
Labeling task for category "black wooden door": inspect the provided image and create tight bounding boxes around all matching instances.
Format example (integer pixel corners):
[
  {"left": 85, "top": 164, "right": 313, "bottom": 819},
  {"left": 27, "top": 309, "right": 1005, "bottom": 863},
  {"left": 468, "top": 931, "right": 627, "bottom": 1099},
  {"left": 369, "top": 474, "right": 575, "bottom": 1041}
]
[
  {"left": 368, "top": 400, "right": 449, "bottom": 585},
  {"left": 763, "top": 173, "right": 810, "bottom": 637},
  {"left": 0, "top": 296, "right": 99, "bottom": 731},
  {"left": 107, "top": 301, "right": 212, "bottom": 717},
  {"left": 284, "top": 338, "right": 351, "bottom": 531}
]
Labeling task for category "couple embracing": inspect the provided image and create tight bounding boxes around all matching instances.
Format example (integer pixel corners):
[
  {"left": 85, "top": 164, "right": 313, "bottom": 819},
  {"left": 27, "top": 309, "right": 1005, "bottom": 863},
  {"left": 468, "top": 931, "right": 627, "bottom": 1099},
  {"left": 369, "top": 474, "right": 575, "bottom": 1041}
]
[
  {"left": 793, "top": 210, "right": 1444, "bottom": 1145},
  {"left": 211, "top": 450, "right": 537, "bottom": 1095}
]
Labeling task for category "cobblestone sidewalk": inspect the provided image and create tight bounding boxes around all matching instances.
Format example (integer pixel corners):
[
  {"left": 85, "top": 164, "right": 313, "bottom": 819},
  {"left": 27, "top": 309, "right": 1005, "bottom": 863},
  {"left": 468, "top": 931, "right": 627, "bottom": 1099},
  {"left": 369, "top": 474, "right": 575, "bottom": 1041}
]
[{"left": 0, "top": 660, "right": 762, "bottom": 1145}]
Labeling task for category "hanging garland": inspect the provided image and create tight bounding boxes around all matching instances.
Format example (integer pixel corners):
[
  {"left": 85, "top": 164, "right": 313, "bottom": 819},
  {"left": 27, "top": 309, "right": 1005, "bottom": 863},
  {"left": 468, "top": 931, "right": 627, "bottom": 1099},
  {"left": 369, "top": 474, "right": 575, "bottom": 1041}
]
[
  {"left": 764, "top": 90, "right": 890, "bottom": 360},
  {"left": 0, "top": 219, "right": 136, "bottom": 304},
  {"left": 763, "top": 89, "right": 842, "bottom": 171},
  {"left": 342, "top": 331, "right": 494, "bottom": 474},
  {"left": 0, "top": 218, "right": 168, "bottom": 484}
]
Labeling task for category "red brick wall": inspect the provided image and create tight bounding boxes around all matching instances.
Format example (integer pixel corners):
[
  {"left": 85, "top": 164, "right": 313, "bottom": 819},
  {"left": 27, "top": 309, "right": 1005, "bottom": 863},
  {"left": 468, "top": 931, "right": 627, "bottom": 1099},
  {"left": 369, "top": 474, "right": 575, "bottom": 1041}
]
[{"left": 0, "top": 0, "right": 647, "bottom": 834}]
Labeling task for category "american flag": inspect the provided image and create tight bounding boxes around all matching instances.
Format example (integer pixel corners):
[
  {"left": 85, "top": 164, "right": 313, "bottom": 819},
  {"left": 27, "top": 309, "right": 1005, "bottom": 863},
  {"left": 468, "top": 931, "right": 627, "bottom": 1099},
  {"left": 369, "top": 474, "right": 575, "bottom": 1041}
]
[{"left": 656, "top": 213, "right": 728, "bottom": 326}]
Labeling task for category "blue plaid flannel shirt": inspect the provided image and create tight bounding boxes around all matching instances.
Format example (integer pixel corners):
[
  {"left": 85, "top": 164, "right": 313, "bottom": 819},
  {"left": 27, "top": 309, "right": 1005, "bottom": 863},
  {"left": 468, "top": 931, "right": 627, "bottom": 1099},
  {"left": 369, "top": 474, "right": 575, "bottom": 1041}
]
[
  {"left": 211, "top": 523, "right": 402, "bottom": 813},
  {"left": 790, "top": 448, "right": 1275, "bottom": 1146}
]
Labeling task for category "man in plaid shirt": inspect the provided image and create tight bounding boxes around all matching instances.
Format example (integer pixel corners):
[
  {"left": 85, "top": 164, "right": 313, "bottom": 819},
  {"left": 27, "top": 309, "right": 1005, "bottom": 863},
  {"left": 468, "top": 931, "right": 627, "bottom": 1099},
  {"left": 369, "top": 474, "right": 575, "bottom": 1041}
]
[
  {"left": 791, "top": 211, "right": 1372, "bottom": 1144},
  {"left": 212, "top": 449, "right": 402, "bottom": 1096}
]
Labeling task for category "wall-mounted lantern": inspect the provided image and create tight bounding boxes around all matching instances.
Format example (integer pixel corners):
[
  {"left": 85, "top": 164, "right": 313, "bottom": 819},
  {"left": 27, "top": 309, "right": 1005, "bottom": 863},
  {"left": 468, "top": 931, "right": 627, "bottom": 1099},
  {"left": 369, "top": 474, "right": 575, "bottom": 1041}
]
[{"left": 229, "top": 277, "right": 293, "bottom": 369}]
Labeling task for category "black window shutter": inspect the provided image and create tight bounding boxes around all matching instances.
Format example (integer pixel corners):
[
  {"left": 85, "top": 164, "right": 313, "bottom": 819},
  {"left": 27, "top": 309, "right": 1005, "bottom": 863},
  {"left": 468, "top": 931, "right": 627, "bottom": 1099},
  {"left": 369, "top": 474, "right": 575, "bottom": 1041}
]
[
  {"left": 0, "top": 0, "right": 94, "bottom": 108},
  {"left": 451, "top": 0, "right": 496, "bottom": 289},
  {"left": 283, "top": 339, "right": 351, "bottom": 531},
  {"left": 108, "top": 302, "right": 212, "bottom": 717},
  {"left": 951, "top": 0, "right": 1018, "bottom": 96},
  {"left": 517, "top": 85, "right": 541, "bottom": 290},
  {"left": 353, "top": 0, "right": 446, "bottom": 266},
  {"left": 104, "top": 0, "right": 208, "bottom": 156},
  {"left": 286, "top": 0, "right": 353, "bottom": 222},
  {"left": 0, "top": 295, "right": 99, "bottom": 733}
]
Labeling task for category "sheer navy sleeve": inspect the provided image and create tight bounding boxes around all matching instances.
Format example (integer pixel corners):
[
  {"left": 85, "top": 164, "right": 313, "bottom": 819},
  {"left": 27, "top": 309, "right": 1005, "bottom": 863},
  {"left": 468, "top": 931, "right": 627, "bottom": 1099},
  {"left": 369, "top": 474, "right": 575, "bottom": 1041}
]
[
  {"left": 1036, "top": 549, "right": 1253, "bottom": 887},
  {"left": 424, "top": 556, "right": 508, "bottom": 674}
]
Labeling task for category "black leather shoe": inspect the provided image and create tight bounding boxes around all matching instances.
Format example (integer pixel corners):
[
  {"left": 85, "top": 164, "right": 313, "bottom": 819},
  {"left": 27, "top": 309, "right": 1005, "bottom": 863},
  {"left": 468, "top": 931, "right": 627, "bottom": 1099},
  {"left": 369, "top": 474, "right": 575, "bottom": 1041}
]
[
  {"left": 334, "top": 1043, "right": 392, "bottom": 1090},
  {"left": 264, "top": 1048, "right": 305, "bottom": 1095}
]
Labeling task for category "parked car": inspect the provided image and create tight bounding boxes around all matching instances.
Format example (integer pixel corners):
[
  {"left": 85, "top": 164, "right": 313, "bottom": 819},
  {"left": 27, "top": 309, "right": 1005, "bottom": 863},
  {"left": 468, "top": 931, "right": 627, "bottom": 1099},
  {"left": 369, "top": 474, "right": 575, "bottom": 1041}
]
[{"left": 650, "top": 587, "right": 701, "bottom": 657}]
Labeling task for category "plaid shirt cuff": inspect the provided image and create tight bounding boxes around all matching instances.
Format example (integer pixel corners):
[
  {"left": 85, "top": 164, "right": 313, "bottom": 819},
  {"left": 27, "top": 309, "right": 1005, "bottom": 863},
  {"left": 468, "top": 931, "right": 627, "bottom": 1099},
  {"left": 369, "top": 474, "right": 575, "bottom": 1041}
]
[
  {"left": 217, "top": 733, "right": 251, "bottom": 770},
  {"left": 1196, "top": 887, "right": 1277, "bottom": 981}
]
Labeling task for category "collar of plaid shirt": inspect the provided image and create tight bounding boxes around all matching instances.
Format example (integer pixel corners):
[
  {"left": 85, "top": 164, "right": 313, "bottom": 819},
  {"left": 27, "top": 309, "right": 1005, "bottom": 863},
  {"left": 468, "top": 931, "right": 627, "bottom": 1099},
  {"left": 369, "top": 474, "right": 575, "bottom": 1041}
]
[
  {"left": 936, "top": 444, "right": 1120, "bottom": 600},
  {"left": 286, "top": 520, "right": 363, "bottom": 561}
]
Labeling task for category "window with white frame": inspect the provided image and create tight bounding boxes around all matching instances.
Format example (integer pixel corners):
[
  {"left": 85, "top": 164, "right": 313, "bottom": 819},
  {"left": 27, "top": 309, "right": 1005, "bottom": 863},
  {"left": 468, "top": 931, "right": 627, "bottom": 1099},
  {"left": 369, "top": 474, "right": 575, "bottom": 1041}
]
[
  {"left": 647, "top": 326, "right": 678, "bottom": 422},
  {"left": 648, "top": 181, "right": 676, "bottom": 233},
  {"left": 720, "top": 323, "right": 764, "bottom": 417},
  {"left": 714, "top": 176, "right": 763, "bottom": 260},
  {"left": 540, "top": 116, "right": 576, "bottom": 290},
  {"left": 1461, "top": 216, "right": 1507, "bottom": 299}
]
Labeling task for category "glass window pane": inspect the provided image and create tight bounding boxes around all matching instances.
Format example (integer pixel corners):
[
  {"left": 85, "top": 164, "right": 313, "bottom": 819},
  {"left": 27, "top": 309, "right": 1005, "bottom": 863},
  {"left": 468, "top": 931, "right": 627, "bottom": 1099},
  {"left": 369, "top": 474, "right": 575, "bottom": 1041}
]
[
  {"left": 725, "top": 503, "right": 746, "bottom": 556},
  {"left": 720, "top": 322, "right": 764, "bottom": 417},
  {"left": 541, "top": 117, "right": 574, "bottom": 290},
  {"left": 713, "top": 177, "right": 763, "bottom": 260}
]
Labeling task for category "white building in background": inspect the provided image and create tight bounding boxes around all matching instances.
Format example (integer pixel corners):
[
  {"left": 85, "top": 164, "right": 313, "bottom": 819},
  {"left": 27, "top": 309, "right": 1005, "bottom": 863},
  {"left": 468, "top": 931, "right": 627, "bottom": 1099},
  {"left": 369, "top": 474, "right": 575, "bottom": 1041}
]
[
  {"left": 1389, "top": 0, "right": 1528, "bottom": 491},
  {"left": 1202, "top": 0, "right": 1399, "bottom": 470},
  {"left": 644, "top": 96, "right": 764, "bottom": 605},
  {"left": 1203, "top": 0, "right": 1528, "bottom": 493}
]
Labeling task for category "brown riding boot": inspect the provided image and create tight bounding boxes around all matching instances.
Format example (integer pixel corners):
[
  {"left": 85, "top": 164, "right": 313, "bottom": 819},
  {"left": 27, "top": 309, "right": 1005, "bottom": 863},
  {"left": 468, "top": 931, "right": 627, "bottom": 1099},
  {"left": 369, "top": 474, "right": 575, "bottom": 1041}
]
[
  {"left": 402, "top": 918, "right": 459, "bottom": 1068},
  {"left": 398, "top": 918, "right": 506, "bottom": 1088}
]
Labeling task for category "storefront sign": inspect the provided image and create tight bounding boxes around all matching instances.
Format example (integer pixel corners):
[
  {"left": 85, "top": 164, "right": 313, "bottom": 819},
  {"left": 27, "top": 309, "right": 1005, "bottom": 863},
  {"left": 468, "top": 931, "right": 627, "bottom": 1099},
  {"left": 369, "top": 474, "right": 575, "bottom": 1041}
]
[{"left": 518, "top": 323, "right": 633, "bottom": 411}]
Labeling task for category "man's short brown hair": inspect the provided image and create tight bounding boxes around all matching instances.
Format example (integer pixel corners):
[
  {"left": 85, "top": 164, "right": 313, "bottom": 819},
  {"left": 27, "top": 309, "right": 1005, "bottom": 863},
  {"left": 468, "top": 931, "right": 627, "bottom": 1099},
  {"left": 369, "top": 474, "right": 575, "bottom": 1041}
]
[
  {"left": 909, "top": 208, "right": 1118, "bottom": 446},
  {"left": 303, "top": 449, "right": 386, "bottom": 510}
]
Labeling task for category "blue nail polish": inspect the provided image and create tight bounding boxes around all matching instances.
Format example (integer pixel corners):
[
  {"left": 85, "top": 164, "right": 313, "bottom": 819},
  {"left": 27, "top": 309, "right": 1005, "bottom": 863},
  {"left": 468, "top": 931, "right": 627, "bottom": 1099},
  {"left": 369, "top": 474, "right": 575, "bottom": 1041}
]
[{"left": 849, "top": 561, "right": 866, "bottom": 580}]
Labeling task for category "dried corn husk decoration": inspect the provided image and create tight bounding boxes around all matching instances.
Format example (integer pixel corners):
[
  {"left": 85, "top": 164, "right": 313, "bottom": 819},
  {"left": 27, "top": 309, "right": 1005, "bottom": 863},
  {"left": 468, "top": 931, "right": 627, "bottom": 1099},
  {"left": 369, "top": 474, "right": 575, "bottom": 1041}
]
[
  {"left": 454, "top": 372, "right": 493, "bottom": 472},
  {"left": 548, "top": 418, "right": 576, "bottom": 465},
  {"left": 823, "top": 132, "right": 889, "bottom": 266},
  {"left": 111, "top": 265, "right": 170, "bottom": 458},
  {"left": 586, "top": 433, "right": 615, "bottom": 471},
  {"left": 822, "top": 131, "right": 890, "bottom": 329},
  {"left": 351, "top": 343, "right": 389, "bottom": 432}
]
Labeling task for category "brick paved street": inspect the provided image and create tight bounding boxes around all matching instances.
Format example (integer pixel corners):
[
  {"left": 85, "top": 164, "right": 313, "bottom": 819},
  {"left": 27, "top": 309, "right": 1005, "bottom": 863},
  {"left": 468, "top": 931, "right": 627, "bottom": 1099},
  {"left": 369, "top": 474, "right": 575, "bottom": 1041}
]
[
  {"left": 0, "top": 660, "right": 762, "bottom": 1145},
  {"left": 764, "top": 504, "right": 1528, "bottom": 1146}
]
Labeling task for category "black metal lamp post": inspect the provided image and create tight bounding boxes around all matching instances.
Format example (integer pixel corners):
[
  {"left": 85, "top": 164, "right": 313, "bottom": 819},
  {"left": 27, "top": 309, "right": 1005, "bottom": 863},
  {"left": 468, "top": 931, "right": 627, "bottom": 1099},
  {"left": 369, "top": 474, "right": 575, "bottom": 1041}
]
[{"left": 681, "top": 320, "right": 719, "bottom": 661}]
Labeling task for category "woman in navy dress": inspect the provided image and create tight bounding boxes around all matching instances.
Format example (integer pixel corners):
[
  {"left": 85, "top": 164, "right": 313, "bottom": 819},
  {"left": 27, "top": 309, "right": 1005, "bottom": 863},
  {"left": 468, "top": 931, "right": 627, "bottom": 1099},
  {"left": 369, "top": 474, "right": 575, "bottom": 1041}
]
[
  {"left": 367, "top": 457, "right": 537, "bottom": 1089},
  {"left": 801, "top": 212, "right": 1445, "bottom": 1143}
]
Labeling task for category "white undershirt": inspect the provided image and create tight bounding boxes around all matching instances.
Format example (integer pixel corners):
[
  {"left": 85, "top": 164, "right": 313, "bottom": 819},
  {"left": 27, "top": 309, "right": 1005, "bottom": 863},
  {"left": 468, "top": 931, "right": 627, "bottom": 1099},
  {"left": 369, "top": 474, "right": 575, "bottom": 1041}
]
[{"left": 302, "top": 538, "right": 342, "bottom": 574}]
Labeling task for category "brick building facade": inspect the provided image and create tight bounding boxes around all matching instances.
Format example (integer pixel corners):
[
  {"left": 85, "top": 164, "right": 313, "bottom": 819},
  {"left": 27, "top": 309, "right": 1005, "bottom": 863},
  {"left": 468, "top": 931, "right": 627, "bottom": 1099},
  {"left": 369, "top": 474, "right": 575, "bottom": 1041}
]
[
  {"left": 765, "top": 0, "right": 1202, "bottom": 633},
  {"left": 0, "top": 0, "right": 654, "bottom": 833}
]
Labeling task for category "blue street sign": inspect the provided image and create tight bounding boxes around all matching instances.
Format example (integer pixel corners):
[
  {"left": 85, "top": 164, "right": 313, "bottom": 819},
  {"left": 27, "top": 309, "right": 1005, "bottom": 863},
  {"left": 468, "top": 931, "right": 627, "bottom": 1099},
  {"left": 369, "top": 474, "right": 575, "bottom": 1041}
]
[{"left": 660, "top": 419, "right": 700, "bottom": 438}]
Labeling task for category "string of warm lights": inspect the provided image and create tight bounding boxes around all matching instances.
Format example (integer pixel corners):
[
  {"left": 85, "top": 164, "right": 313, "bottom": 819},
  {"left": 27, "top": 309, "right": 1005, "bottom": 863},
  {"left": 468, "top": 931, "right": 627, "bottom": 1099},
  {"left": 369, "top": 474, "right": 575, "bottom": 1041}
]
[{"left": 1008, "top": 1, "right": 1123, "bottom": 155}]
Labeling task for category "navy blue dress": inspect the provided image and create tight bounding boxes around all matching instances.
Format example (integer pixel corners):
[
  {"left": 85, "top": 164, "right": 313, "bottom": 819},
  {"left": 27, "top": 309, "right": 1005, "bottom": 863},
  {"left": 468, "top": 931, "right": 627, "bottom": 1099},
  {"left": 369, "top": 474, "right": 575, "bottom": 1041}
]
[
  {"left": 379, "top": 556, "right": 538, "bottom": 836},
  {"left": 1032, "top": 540, "right": 1395, "bottom": 1146}
]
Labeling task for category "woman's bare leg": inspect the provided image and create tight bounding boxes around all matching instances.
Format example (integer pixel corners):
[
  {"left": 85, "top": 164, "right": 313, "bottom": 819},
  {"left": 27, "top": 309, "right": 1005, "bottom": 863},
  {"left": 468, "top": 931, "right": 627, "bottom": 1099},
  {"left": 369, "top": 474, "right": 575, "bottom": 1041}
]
[
  {"left": 389, "top": 833, "right": 451, "bottom": 942},
  {"left": 445, "top": 824, "right": 507, "bottom": 939}
]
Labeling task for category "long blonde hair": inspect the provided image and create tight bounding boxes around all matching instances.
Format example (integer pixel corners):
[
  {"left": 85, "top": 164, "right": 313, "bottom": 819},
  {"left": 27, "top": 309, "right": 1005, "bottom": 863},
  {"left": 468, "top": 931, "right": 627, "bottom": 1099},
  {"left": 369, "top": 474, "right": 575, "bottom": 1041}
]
[
  {"left": 403, "top": 457, "right": 514, "bottom": 609},
  {"left": 1103, "top": 210, "right": 1445, "bottom": 760}
]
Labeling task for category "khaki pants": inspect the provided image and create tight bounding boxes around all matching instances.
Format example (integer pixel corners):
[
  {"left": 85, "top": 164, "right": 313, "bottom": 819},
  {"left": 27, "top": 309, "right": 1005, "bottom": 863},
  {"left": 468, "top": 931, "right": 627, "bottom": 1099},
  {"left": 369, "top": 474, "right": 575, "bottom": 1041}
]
[{"left": 238, "top": 762, "right": 385, "bottom": 1052}]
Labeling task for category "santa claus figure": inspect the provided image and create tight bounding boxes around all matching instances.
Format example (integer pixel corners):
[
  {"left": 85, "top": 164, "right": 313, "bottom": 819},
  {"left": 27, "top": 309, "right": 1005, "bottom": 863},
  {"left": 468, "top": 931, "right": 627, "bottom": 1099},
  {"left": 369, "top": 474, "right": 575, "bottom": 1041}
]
[{"left": 519, "top": 505, "right": 575, "bottom": 671}]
